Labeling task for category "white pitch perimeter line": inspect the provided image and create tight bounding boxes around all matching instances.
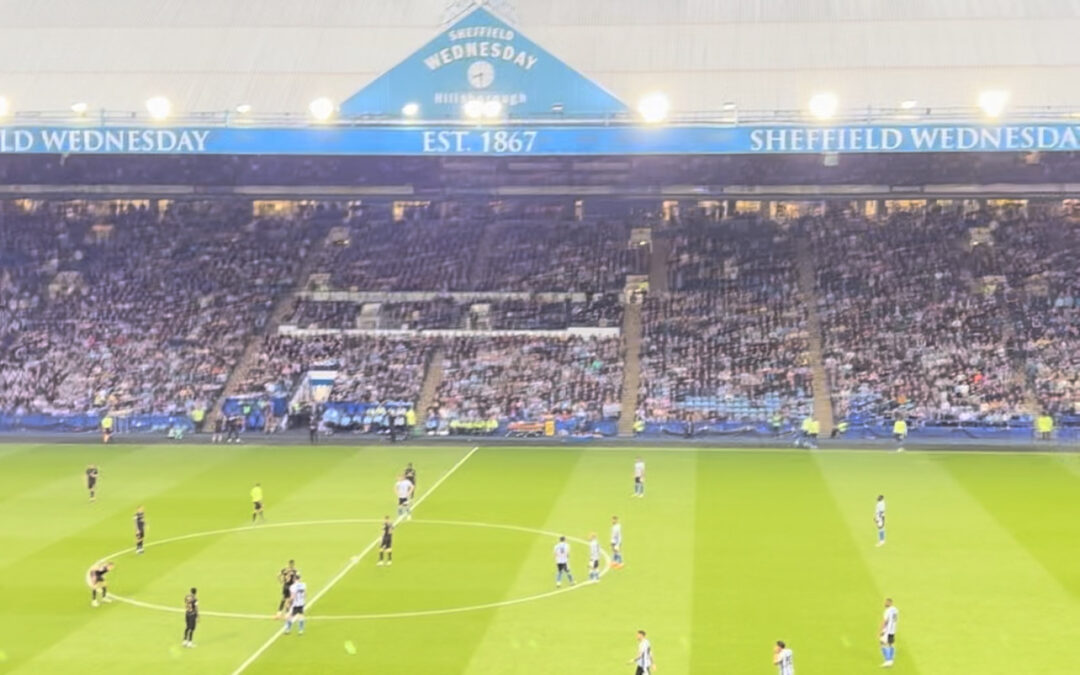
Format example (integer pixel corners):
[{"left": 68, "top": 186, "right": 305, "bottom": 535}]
[{"left": 228, "top": 445, "right": 480, "bottom": 675}]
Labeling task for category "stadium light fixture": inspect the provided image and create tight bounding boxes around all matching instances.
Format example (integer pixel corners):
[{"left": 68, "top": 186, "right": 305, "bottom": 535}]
[
  {"left": 70, "top": 102, "right": 89, "bottom": 116},
  {"left": 637, "top": 92, "right": 671, "bottom": 124},
  {"left": 401, "top": 102, "right": 420, "bottom": 117},
  {"left": 722, "top": 101, "right": 737, "bottom": 111},
  {"left": 899, "top": 99, "right": 917, "bottom": 110},
  {"left": 808, "top": 92, "right": 839, "bottom": 120},
  {"left": 235, "top": 104, "right": 252, "bottom": 114},
  {"left": 482, "top": 100, "right": 503, "bottom": 118},
  {"left": 463, "top": 100, "right": 484, "bottom": 119},
  {"left": 978, "top": 90, "right": 1009, "bottom": 118},
  {"left": 308, "top": 97, "right": 336, "bottom": 122},
  {"left": 145, "top": 96, "right": 172, "bottom": 121},
  {"left": 0, "top": 96, "right": 12, "bottom": 118}
]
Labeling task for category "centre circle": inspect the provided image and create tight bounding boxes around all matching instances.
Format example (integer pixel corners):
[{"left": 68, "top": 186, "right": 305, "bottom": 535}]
[{"left": 86, "top": 519, "right": 611, "bottom": 621}]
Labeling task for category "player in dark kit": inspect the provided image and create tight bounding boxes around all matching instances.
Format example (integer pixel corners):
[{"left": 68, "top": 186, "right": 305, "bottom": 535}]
[
  {"left": 308, "top": 413, "right": 318, "bottom": 445},
  {"left": 275, "top": 559, "right": 299, "bottom": 618},
  {"left": 376, "top": 516, "right": 394, "bottom": 566},
  {"left": 90, "top": 561, "right": 114, "bottom": 606},
  {"left": 404, "top": 462, "right": 417, "bottom": 492},
  {"left": 183, "top": 588, "right": 198, "bottom": 647},
  {"left": 86, "top": 465, "right": 99, "bottom": 502},
  {"left": 134, "top": 506, "right": 146, "bottom": 554}
]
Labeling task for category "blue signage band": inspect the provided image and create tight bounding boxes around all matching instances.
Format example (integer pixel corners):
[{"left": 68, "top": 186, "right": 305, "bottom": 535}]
[{"left": 3, "top": 123, "right": 1080, "bottom": 156}]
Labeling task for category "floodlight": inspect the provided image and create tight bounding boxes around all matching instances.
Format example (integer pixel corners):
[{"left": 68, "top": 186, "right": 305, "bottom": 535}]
[
  {"left": 308, "top": 97, "right": 336, "bottom": 122},
  {"left": 145, "top": 96, "right": 172, "bottom": 120},
  {"left": 0, "top": 96, "right": 10, "bottom": 118},
  {"left": 463, "top": 100, "right": 484, "bottom": 119},
  {"left": 235, "top": 104, "right": 252, "bottom": 114},
  {"left": 71, "top": 102, "right": 89, "bottom": 115},
  {"left": 808, "top": 92, "right": 839, "bottom": 120},
  {"left": 481, "top": 100, "right": 502, "bottom": 118},
  {"left": 401, "top": 102, "right": 420, "bottom": 117},
  {"left": 637, "top": 92, "right": 670, "bottom": 123},
  {"left": 899, "top": 99, "right": 917, "bottom": 110},
  {"left": 978, "top": 90, "right": 1009, "bottom": 118}
]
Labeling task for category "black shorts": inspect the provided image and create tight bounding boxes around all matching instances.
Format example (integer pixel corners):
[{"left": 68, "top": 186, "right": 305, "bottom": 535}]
[
  {"left": 282, "top": 585, "right": 292, "bottom": 598},
  {"left": 635, "top": 666, "right": 646, "bottom": 675},
  {"left": 398, "top": 497, "right": 409, "bottom": 506},
  {"left": 136, "top": 529, "right": 145, "bottom": 540},
  {"left": 886, "top": 633, "right": 895, "bottom": 645},
  {"left": 381, "top": 535, "right": 393, "bottom": 549},
  {"left": 591, "top": 559, "right": 599, "bottom": 570},
  {"left": 556, "top": 563, "right": 568, "bottom": 573},
  {"left": 88, "top": 479, "right": 97, "bottom": 490},
  {"left": 103, "top": 428, "right": 113, "bottom": 436},
  {"left": 634, "top": 476, "right": 642, "bottom": 484},
  {"left": 253, "top": 501, "right": 262, "bottom": 510},
  {"left": 894, "top": 433, "right": 904, "bottom": 441},
  {"left": 291, "top": 605, "right": 304, "bottom": 616},
  {"left": 185, "top": 613, "right": 197, "bottom": 629}
]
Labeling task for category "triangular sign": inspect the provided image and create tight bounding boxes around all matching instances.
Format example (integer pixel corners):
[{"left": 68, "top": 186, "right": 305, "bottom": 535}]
[{"left": 340, "top": 6, "right": 628, "bottom": 118}]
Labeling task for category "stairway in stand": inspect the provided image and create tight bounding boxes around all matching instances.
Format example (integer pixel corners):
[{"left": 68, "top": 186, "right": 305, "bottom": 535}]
[
  {"left": 416, "top": 347, "right": 446, "bottom": 425},
  {"left": 794, "top": 232, "right": 835, "bottom": 435},
  {"left": 466, "top": 221, "right": 502, "bottom": 289},
  {"left": 648, "top": 235, "right": 671, "bottom": 294},
  {"left": 205, "top": 226, "right": 329, "bottom": 429},
  {"left": 617, "top": 302, "right": 644, "bottom": 437}
]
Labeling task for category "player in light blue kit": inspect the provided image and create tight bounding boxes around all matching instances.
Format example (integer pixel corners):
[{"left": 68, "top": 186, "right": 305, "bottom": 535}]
[
  {"left": 588, "top": 533, "right": 602, "bottom": 582},
  {"left": 554, "top": 536, "right": 575, "bottom": 587},
  {"left": 875, "top": 495, "right": 886, "bottom": 547},
  {"left": 611, "top": 515, "right": 624, "bottom": 568},
  {"left": 880, "top": 597, "right": 899, "bottom": 667},
  {"left": 283, "top": 574, "right": 307, "bottom": 635}
]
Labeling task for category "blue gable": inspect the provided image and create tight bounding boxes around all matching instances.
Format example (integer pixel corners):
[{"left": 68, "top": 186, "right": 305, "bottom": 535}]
[{"left": 340, "top": 6, "right": 628, "bottom": 119}]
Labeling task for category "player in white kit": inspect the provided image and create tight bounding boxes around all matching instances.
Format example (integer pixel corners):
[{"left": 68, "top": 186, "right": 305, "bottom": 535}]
[
  {"left": 629, "top": 630, "right": 655, "bottom": 674},
  {"left": 880, "top": 597, "right": 899, "bottom": 667},
  {"left": 875, "top": 495, "right": 887, "bottom": 547},
  {"left": 283, "top": 574, "right": 307, "bottom": 635},
  {"left": 554, "top": 536, "right": 575, "bottom": 587},
  {"left": 633, "top": 457, "right": 646, "bottom": 497},
  {"left": 611, "top": 515, "right": 624, "bottom": 568},
  {"left": 774, "top": 640, "right": 794, "bottom": 675},
  {"left": 588, "top": 533, "right": 602, "bottom": 581},
  {"left": 394, "top": 475, "right": 414, "bottom": 519}
]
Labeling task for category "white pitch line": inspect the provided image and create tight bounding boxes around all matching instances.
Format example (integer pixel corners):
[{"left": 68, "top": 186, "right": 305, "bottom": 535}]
[
  {"left": 90, "top": 519, "right": 608, "bottom": 621},
  {"left": 228, "top": 445, "right": 480, "bottom": 675}
]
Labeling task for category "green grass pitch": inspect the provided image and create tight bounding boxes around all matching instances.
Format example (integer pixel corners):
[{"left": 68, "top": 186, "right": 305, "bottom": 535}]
[{"left": 1, "top": 442, "right": 1078, "bottom": 674}]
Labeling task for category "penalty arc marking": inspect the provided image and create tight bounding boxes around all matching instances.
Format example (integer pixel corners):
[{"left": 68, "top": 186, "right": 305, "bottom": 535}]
[{"left": 85, "top": 518, "right": 612, "bottom": 621}]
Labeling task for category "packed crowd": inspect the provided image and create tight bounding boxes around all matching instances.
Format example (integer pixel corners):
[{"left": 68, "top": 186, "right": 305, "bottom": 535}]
[
  {"left": 975, "top": 214, "right": 1080, "bottom": 417},
  {"left": 812, "top": 211, "right": 1025, "bottom": 424},
  {"left": 430, "top": 336, "right": 623, "bottom": 429},
  {"left": 281, "top": 294, "right": 623, "bottom": 331},
  {"left": 638, "top": 221, "right": 813, "bottom": 425},
  {"left": 236, "top": 335, "right": 430, "bottom": 404},
  {"left": 476, "top": 221, "right": 648, "bottom": 292},
  {"left": 5, "top": 198, "right": 1077, "bottom": 435},
  {"left": 0, "top": 203, "right": 314, "bottom": 415},
  {"left": 312, "top": 218, "right": 645, "bottom": 294}
]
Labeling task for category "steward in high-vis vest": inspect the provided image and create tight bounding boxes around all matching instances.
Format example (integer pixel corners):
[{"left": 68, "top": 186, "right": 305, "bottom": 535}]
[{"left": 892, "top": 418, "right": 908, "bottom": 452}]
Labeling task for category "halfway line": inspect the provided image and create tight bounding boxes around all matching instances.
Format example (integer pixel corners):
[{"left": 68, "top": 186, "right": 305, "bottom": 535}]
[{"left": 228, "top": 445, "right": 480, "bottom": 675}]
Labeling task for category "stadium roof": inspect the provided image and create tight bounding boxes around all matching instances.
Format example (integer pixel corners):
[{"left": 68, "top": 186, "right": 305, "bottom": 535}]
[{"left": 2, "top": 0, "right": 1080, "bottom": 117}]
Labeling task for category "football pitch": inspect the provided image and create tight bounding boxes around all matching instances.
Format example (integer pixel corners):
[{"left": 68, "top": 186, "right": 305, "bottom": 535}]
[{"left": 1, "top": 443, "right": 1079, "bottom": 674}]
